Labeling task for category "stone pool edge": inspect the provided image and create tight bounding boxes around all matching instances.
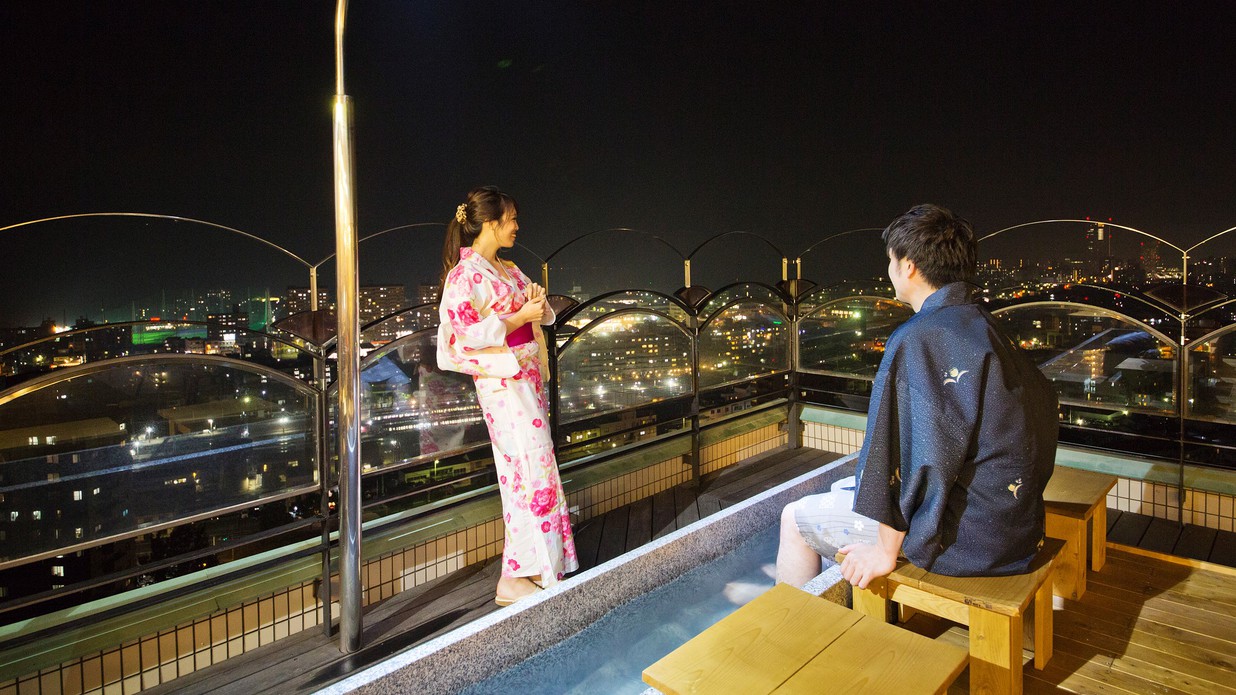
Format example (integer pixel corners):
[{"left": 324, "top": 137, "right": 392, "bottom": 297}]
[{"left": 317, "top": 451, "right": 858, "bottom": 695}]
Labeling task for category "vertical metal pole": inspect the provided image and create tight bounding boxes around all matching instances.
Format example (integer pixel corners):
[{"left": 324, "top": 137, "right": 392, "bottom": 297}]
[
  {"left": 541, "top": 262, "right": 549, "bottom": 293},
  {"left": 310, "top": 266, "right": 334, "bottom": 638},
  {"left": 689, "top": 310, "right": 701, "bottom": 485},
  {"left": 786, "top": 286, "right": 801, "bottom": 450},
  {"left": 333, "top": 0, "right": 363, "bottom": 653},
  {"left": 684, "top": 259, "right": 692, "bottom": 289}
]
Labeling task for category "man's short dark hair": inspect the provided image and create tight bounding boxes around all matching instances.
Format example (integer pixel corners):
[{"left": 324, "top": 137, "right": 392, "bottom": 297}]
[{"left": 882, "top": 204, "right": 977, "bottom": 288}]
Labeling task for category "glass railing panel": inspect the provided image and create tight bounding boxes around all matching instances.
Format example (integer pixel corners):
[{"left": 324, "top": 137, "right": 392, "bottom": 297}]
[
  {"left": 556, "top": 311, "right": 693, "bottom": 423},
  {"left": 559, "top": 291, "right": 690, "bottom": 331},
  {"left": 699, "top": 372, "right": 790, "bottom": 424},
  {"left": 698, "top": 301, "right": 789, "bottom": 389},
  {"left": 797, "top": 279, "right": 897, "bottom": 318},
  {"left": 360, "top": 304, "right": 440, "bottom": 346},
  {"left": 1187, "top": 326, "right": 1236, "bottom": 423},
  {"left": 556, "top": 398, "right": 692, "bottom": 465},
  {"left": 992, "top": 303, "right": 1178, "bottom": 415},
  {"left": 698, "top": 284, "right": 786, "bottom": 323},
  {"left": 1, "top": 322, "right": 319, "bottom": 391},
  {"left": 352, "top": 330, "right": 488, "bottom": 477},
  {"left": 0, "top": 357, "right": 318, "bottom": 566},
  {"left": 798, "top": 296, "right": 912, "bottom": 377}
]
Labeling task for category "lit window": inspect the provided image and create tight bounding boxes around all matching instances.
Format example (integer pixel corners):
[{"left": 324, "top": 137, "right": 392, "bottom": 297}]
[
  {"left": 46, "top": 435, "right": 57, "bottom": 445},
  {"left": 73, "top": 491, "right": 83, "bottom": 501},
  {"left": 52, "top": 566, "right": 64, "bottom": 577},
  {"left": 28, "top": 437, "right": 38, "bottom": 446},
  {"left": 8, "top": 512, "right": 17, "bottom": 522},
  {"left": 75, "top": 528, "right": 83, "bottom": 539},
  {"left": 32, "top": 511, "right": 41, "bottom": 521}
]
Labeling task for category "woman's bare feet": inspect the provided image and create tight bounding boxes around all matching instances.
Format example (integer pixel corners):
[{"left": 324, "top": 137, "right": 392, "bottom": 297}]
[{"left": 495, "top": 576, "right": 541, "bottom": 605}]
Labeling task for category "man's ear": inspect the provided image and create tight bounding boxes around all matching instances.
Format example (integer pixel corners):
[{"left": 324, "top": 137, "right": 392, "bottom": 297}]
[{"left": 902, "top": 257, "right": 919, "bottom": 280}]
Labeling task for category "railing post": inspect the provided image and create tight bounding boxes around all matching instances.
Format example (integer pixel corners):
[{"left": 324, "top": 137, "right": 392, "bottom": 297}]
[
  {"left": 332, "top": 0, "right": 363, "bottom": 653},
  {"left": 314, "top": 350, "right": 334, "bottom": 638},
  {"left": 786, "top": 283, "right": 801, "bottom": 450},
  {"left": 688, "top": 308, "right": 701, "bottom": 486},
  {"left": 547, "top": 323, "right": 561, "bottom": 451}
]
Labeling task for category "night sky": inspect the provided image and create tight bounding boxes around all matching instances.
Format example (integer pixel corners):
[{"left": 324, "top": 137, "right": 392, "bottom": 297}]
[{"left": 2, "top": 2, "right": 1235, "bottom": 326}]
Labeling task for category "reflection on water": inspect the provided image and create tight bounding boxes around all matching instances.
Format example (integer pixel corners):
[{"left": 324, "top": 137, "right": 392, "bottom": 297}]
[{"left": 462, "top": 525, "right": 780, "bottom": 695}]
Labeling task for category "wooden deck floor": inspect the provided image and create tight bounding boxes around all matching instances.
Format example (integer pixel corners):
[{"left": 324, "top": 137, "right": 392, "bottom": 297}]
[
  {"left": 919, "top": 546, "right": 1236, "bottom": 695},
  {"left": 146, "top": 446, "right": 1236, "bottom": 695}
]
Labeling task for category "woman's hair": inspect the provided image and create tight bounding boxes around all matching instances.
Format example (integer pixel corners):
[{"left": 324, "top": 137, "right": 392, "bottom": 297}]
[
  {"left": 440, "top": 186, "right": 518, "bottom": 284},
  {"left": 881, "top": 204, "right": 977, "bottom": 287}
]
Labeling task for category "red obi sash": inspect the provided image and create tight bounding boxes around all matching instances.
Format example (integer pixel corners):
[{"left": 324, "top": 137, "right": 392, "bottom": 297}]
[{"left": 506, "top": 322, "right": 535, "bottom": 347}]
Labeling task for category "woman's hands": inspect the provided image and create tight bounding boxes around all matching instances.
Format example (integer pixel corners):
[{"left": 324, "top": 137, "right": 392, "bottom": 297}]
[{"left": 513, "top": 283, "right": 548, "bottom": 325}]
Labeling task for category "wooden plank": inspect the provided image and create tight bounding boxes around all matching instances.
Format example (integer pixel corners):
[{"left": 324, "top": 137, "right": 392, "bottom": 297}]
[
  {"left": 1056, "top": 588, "right": 1236, "bottom": 665},
  {"left": 570, "top": 516, "right": 604, "bottom": 571},
  {"left": 1067, "top": 583, "right": 1236, "bottom": 645},
  {"left": 968, "top": 608, "right": 1021, "bottom": 695},
  {"left": 1043, "top": 468, "right": 1115, "bottom": 519},
  {"left": 1207, "top": 527, "right": 1236, "bottom": 567},
  {"left": 650, "top": 487, "right": 678, "bottom": 539},
  {"left": 1102, "top": 549, "right": 1236, "bottom": 596},
  {"left": 642, "top": 584, "right": 860, "bottom": 695},
  {"left": 773, "top": 614, "right": 968, "bottom": 695},
  {"left": 1107, "top": 511, "right": 1152, "bottom": 547},
  {"left": 1139, "top": 517, "right": 1182, "bottom": 554},
  {"left": 885, "top": 539, "right": 1063, "bottom": 617},
  {"left": 705, "top": 448, "right": 825, "bottom": 503},
  {"left": 594, "top": 505, "right": 630, "bottom": 565},
  {"left": 706, "top": 450, "right": 830, "bottom": 502},
  {"left": 1166, "top": 524, "right": 1216, "bottom": 563},
  {"left": 1106, "top": 508, "right": 1120, "bottom": 534},
  {"left": 696, "top": 495, "right": 723, "bottom": 519},
  {"left": 625, "top": 496, "right": 653, "bottom": 551},
  {"left": 1046, "top": 514, "right": 1086, "bottom": 600},
  {"left": 1038, "top": 638, "right": 1198, "bottom": 695},
  {"left": 1051, "top": 610, "right": 1236, "bottom": 693},
  {"left": 673, "top": 483, "right": 701, "bottom": 528}
]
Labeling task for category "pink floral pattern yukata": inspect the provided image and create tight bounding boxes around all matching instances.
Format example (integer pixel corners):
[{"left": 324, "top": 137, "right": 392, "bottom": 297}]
[{"left": 437, "top": 247, "right": 579, "bottom": 586}]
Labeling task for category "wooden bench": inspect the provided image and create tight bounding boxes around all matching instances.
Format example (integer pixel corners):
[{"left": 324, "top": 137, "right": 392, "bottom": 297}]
[
  {"left": 845, "top": 538, "right": 1064, "bottom": 695},
  {"left": 1043, "top": 466, "right": 1117, "bottom": 600},
  {"left": 642, "top": 583, "right": 968, "bottom": 695}
]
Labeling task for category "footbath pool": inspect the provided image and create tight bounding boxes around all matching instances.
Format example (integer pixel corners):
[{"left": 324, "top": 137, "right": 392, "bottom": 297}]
[{"left": 460, "top": 525, "right": 781, "bottom": 694}]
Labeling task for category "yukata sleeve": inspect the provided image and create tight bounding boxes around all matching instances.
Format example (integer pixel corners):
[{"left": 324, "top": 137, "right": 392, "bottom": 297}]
[
  {"left": 891, "top": 339, "right": 984, "bottom": 565},
  {"left": 441, "top": 265, "right": 507, "bottom": 350},
  {"left": 852, "top": 353, "right": 910, "bottom": 532}
]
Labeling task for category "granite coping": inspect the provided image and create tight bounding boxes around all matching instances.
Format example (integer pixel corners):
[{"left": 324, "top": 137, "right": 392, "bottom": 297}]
[{"left": 314, "top": 451, "right": 858, "bottom": 695}]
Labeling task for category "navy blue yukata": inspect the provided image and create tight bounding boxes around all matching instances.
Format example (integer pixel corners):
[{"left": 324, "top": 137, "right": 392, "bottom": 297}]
[{"left": 852, "top": 282, "right": 1058, "bottom": 576}]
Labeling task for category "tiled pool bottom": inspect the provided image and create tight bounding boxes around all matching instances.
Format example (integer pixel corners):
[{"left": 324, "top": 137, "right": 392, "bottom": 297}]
[{"left": 461, "top": 525, "right": 781, "bottom": 695}]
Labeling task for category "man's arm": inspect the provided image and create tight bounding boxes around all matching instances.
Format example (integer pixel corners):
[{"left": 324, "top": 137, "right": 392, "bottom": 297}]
[{"left": 838, "top": 523, "right": 906, "bottom": 589}]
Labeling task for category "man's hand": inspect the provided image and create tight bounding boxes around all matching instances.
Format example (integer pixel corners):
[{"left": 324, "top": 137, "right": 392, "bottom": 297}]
[{"left": 837, "top": 542, "right": 898, "bottom": 589}]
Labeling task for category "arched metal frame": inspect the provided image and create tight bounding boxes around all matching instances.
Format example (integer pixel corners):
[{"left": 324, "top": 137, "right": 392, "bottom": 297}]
[
  {"left": 0, "top": 352, "right": 323, "bottom": 572},
  {"left": 796, "top": 294, "right": 913, "bottom": 380}
]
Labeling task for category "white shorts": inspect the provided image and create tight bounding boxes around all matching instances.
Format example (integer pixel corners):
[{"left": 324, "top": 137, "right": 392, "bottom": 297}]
[{"left": 789, "top": 476, "right": 880, "bottom": 558}]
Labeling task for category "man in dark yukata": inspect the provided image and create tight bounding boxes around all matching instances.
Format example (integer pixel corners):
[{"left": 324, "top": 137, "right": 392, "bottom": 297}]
[{"left": 776, "top": 204, "right": 1058, "bottom": 589}]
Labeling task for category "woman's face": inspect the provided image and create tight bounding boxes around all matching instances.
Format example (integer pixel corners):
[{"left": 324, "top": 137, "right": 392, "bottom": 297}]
[{"left": 491, "top": 207, "right": 519, "bottom": 249}]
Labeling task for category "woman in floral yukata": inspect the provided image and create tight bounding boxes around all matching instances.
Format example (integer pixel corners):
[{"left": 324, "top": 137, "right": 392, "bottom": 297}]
[{"left": 436, "top": 186, "right": 578, "bottom": 605}]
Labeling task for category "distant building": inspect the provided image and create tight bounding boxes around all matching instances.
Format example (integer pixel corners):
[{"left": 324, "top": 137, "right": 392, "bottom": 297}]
[{"left": 283, "top": 287, "right": 333, "bottom": 318}]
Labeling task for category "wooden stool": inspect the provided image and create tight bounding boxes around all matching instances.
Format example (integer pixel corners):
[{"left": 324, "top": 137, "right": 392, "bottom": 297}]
[
  {"left": 1044, "top": 466, "right": 1117, "bottom": 599},
  {"left": 845, "top": 538, "right": 1064, "bottom": 695},
  {"left": 643, "top": 583, "right": 968, "bottom": 695}
]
